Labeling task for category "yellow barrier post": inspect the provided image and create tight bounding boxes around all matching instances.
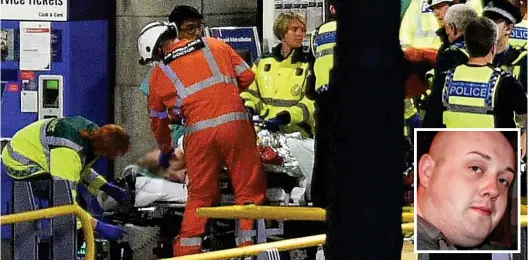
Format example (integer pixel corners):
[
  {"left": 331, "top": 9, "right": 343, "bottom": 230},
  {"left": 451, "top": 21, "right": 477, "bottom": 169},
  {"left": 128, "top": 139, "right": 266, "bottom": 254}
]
[{"left": 0, "top": 205, "right": 95, "bottom": 260}]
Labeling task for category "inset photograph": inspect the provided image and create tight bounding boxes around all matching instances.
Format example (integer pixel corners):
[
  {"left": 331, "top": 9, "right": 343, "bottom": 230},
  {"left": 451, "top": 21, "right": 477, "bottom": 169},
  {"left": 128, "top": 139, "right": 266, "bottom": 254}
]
[{"left": 414, "top": 129, "right": 521, "bottom": 254}]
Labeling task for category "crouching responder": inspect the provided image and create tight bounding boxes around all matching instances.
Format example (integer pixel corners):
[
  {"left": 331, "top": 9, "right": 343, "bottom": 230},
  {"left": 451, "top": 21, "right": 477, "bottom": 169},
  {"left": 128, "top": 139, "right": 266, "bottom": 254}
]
[
  {"left": 147, "top": 5, "right": 267, "bottom": 256},
  {"left": 1, "top": 116, "right": 130, "bottom": 240},
  {"left": 241, "top": 12, "right": 315, "bottom": 138}
]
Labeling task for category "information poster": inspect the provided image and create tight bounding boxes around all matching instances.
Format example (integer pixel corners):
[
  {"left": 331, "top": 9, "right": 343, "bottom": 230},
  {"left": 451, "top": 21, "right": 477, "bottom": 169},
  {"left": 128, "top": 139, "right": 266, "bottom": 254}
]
[
  {"left": 20, "top": 21, "right": 51, "bottom": 71},
  {"left": 207, "top": 27, "right": 262, "bottom": 65},
  {"left": 20, "top": 90, "right": 38, "bottom": 112}
]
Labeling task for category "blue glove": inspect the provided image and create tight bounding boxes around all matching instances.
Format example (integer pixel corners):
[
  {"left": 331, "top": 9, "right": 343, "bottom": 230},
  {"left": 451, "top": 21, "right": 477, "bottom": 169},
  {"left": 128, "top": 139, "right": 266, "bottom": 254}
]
[
  {"left": 406, "top": 113, "right": 422, "bottom": 129},
  {"left": 263, "top": 112, "right": 291, "bottom": 133},
  {"left": 263, "top": 117, "right": 284, "bottom": 133},
  {"left": 95, "top": 220, "right": 126, "bottom": 240},
  {"left": 100, "top": 182, "right": 128, "bottom": 203},
  {"left": 158, "top": 148, "right": 175, "bottom": 169}
]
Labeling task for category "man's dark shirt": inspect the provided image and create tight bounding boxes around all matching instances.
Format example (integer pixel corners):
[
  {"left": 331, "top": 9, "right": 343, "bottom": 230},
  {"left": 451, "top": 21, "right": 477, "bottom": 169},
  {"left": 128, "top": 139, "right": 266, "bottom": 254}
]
[
  {"left": 417, "top": 215, "right": 506, "bottom": 251},
  {"left": 423, "top": 64, "right": 527, "bottom": 128}
]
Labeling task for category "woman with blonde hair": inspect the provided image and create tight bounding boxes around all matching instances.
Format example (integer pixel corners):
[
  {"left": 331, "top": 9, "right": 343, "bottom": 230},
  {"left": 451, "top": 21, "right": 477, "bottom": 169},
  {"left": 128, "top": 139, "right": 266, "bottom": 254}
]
[{"left": 241, "top": 12, "right": 316, "bottom": 138}]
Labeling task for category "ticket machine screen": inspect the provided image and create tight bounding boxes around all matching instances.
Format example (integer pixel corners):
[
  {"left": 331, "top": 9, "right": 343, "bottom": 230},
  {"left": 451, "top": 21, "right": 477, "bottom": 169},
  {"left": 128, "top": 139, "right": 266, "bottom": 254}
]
[{"left": 42, "top": 79, "right": 60, "bottom": 108}]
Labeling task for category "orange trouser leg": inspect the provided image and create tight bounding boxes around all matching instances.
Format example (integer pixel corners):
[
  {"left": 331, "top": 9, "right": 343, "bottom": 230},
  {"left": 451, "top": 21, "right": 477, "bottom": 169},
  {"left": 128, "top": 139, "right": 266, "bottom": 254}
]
[
  {"left": 217, "top": 120, "right": 267, "bottom": 246},
  {"left": 173, "top": 130, "right": 221, "bottom": 256}
]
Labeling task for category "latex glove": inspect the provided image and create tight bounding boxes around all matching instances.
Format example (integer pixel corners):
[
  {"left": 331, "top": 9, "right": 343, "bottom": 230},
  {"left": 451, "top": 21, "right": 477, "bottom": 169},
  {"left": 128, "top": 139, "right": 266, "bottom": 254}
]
[
  {"left": 100, "top": 182, "right": 128, "bottom": 203},
  {"left": 95, "top": 220, "right": 126, "bottom": 240},
  {"left": 406, "top": 113, "right": 422, "bottom": 129},
  {"left": 158, "top": 148, "right": 175, "bottom": 169}
]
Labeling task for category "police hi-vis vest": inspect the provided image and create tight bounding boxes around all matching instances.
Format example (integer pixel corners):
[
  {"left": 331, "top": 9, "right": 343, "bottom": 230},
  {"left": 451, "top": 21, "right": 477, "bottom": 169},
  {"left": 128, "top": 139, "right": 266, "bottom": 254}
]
[
  {"left": 442, "top": 65, "right": 502, "bottom": 128},
  {"left": 311, "top": 20, "right": 336, "bottom": 92},
  {"left": 510, "top": 19, "right": 528, "bottom": 48}
]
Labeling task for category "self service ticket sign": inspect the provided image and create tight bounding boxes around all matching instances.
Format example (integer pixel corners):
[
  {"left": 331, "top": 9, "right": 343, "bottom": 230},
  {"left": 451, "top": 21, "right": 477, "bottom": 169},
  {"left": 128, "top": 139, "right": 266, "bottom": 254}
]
[
  {"left": 206, "top": 26, "right": 262, "bottom": 64},
  {"left": 0, "top": 0, "right": 67, "bottom": 21}
]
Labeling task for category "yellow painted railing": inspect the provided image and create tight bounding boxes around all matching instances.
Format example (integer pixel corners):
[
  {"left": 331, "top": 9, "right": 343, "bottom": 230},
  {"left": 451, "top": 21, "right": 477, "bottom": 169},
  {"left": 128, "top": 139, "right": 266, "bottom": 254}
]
[
  {"left": 165, "top": 219, "right": 525, "bottom": 260},
  {"left": 196, "top": 205, "right": 415, "bottom": 223},
  {"left": 0, "top": 204, "right": 95, "bottom": 260},
  {"left": 166, "top": 224, "right": 413, "bottom": 260},
  {"left": 164, "top": 234, "right": 326, "bottom": 260}
]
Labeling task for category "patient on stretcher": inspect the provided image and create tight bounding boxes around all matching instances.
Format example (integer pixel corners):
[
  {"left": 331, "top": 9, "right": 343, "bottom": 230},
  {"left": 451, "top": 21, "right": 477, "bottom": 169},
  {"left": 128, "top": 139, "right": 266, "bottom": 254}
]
[
  {"left": 135, "top": 146, "right": 187, "bottom": 183},
  {"left": 101, "top": 130, "right": 315, "bottom": 211}
]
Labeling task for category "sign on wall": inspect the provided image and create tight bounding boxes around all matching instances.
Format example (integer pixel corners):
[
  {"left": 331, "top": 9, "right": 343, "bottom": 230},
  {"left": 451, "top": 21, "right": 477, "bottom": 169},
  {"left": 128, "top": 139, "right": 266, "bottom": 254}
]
[
  {"left": 206, "top": 26, "right": 262, "bottom": 65},
  {"left": 0, "top": 0, "right": 67, "bottom": 21}
]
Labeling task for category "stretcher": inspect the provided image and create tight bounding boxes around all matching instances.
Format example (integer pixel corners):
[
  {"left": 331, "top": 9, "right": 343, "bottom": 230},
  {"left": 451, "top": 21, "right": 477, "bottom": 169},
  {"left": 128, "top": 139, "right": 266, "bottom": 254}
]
[{"left": 100, "top": 133, "right": 317, "bottom": 259}]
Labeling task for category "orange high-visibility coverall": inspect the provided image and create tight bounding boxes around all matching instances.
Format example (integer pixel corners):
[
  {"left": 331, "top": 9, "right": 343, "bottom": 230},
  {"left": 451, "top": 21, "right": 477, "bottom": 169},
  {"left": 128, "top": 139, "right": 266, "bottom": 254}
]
[{"left": 148, "top": 37, "right": 267, "bottom": 256}]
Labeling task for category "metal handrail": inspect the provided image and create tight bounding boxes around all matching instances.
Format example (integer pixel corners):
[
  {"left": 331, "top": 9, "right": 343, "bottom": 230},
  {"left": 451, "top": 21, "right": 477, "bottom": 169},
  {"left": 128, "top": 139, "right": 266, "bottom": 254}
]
[
  {"left": 196, "top": 205, "right": 415, "bottom": 223},
  {"left": 166, "top": 223, "right": 414, "bottom": 260},
  {"left": 0, "top": 204, "right": 95, "bottom": 260},
  {"left": 164, "top": 234, "right": 326, "bottom": 260}
]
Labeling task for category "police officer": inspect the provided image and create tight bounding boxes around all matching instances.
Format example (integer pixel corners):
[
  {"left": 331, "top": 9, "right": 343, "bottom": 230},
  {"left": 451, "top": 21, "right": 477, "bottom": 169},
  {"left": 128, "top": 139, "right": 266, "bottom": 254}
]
[
  {"left": 509, "top": 0, "right": 528, "bottom": 48},
  {"left": 306, "top": 0, "right": 336, "bottom": 211},
  {"left": 429, "top": 0, "right": 467, "bottom": 52},
  {"left": 423, "top": 16, "right": 527, "bottom": 128},
  {"left": 418, "top": 4, "right": 478, "bottom": 130},
  {"left": 435, "top": 4, "right": 479, "bottom": 73},
  {"left": 483, "top": 0, "right": 527, "bottom": 92}
]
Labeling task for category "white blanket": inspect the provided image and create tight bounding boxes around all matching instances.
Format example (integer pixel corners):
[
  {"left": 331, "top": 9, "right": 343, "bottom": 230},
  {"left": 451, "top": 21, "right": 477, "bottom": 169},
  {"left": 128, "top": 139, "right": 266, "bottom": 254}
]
[
  {"left": 98, "top": 176, "right": 188, "bottom": 210},
  {"left": 285, "top": 136, "right": 315, "bottom": 201},
  {"left": 134, "top": 177, "right": 188, "bottom": 207}
]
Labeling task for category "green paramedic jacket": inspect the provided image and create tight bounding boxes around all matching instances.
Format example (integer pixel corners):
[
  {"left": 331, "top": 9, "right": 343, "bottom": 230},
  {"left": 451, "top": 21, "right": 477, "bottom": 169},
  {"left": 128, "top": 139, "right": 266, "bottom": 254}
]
[{"left": 1, "top": 116, "right": 107, "bottom": 195}]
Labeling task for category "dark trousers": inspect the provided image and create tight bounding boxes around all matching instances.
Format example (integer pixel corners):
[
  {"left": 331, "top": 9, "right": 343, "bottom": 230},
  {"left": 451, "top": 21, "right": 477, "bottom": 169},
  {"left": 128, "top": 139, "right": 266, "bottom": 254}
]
[
  {"left": 311, "top": 96, "right": 337, "bottom": 209},
  {"left": 309, "top": 97, "right": 337, "bottom": 258}
]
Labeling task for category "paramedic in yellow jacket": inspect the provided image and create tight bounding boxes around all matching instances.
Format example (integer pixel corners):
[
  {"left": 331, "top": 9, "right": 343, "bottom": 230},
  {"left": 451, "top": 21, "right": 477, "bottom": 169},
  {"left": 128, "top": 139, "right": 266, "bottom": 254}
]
[
  {"left": 241, "top": 12, "right": 315, "bottom": 138},
  {"left": 1, "top": 116, "right": 131, "bottom": 240}
]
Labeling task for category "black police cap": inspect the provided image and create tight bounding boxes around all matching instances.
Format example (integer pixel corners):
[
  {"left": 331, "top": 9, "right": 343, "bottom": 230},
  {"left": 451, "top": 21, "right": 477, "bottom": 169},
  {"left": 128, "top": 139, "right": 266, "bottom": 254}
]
[{"left": 483, "top": 0, "right": 522, "bottom": 24}]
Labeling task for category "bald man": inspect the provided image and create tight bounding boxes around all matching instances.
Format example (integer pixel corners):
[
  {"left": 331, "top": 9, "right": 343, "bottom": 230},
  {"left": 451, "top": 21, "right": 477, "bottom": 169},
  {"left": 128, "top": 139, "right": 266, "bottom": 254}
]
[{"left": 416, "top": 131, "right": 517, "bottom": 250}]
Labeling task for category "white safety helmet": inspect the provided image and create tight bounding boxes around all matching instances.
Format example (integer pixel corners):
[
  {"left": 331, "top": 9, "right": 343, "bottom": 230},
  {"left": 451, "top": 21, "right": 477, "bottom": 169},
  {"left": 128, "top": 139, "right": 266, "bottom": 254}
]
[
  {"left": 137, "top": 21, "right": 177, "bottom": 65},
  {"left": 428, "top": 0, "right": 455, "bottom": 8}
]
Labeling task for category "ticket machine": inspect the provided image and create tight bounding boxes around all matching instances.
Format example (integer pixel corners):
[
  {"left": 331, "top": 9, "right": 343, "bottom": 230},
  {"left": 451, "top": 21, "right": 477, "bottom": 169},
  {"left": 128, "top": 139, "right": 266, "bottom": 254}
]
[{"left": 1, "top": 0, "right": 114, "bottom": 259}]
